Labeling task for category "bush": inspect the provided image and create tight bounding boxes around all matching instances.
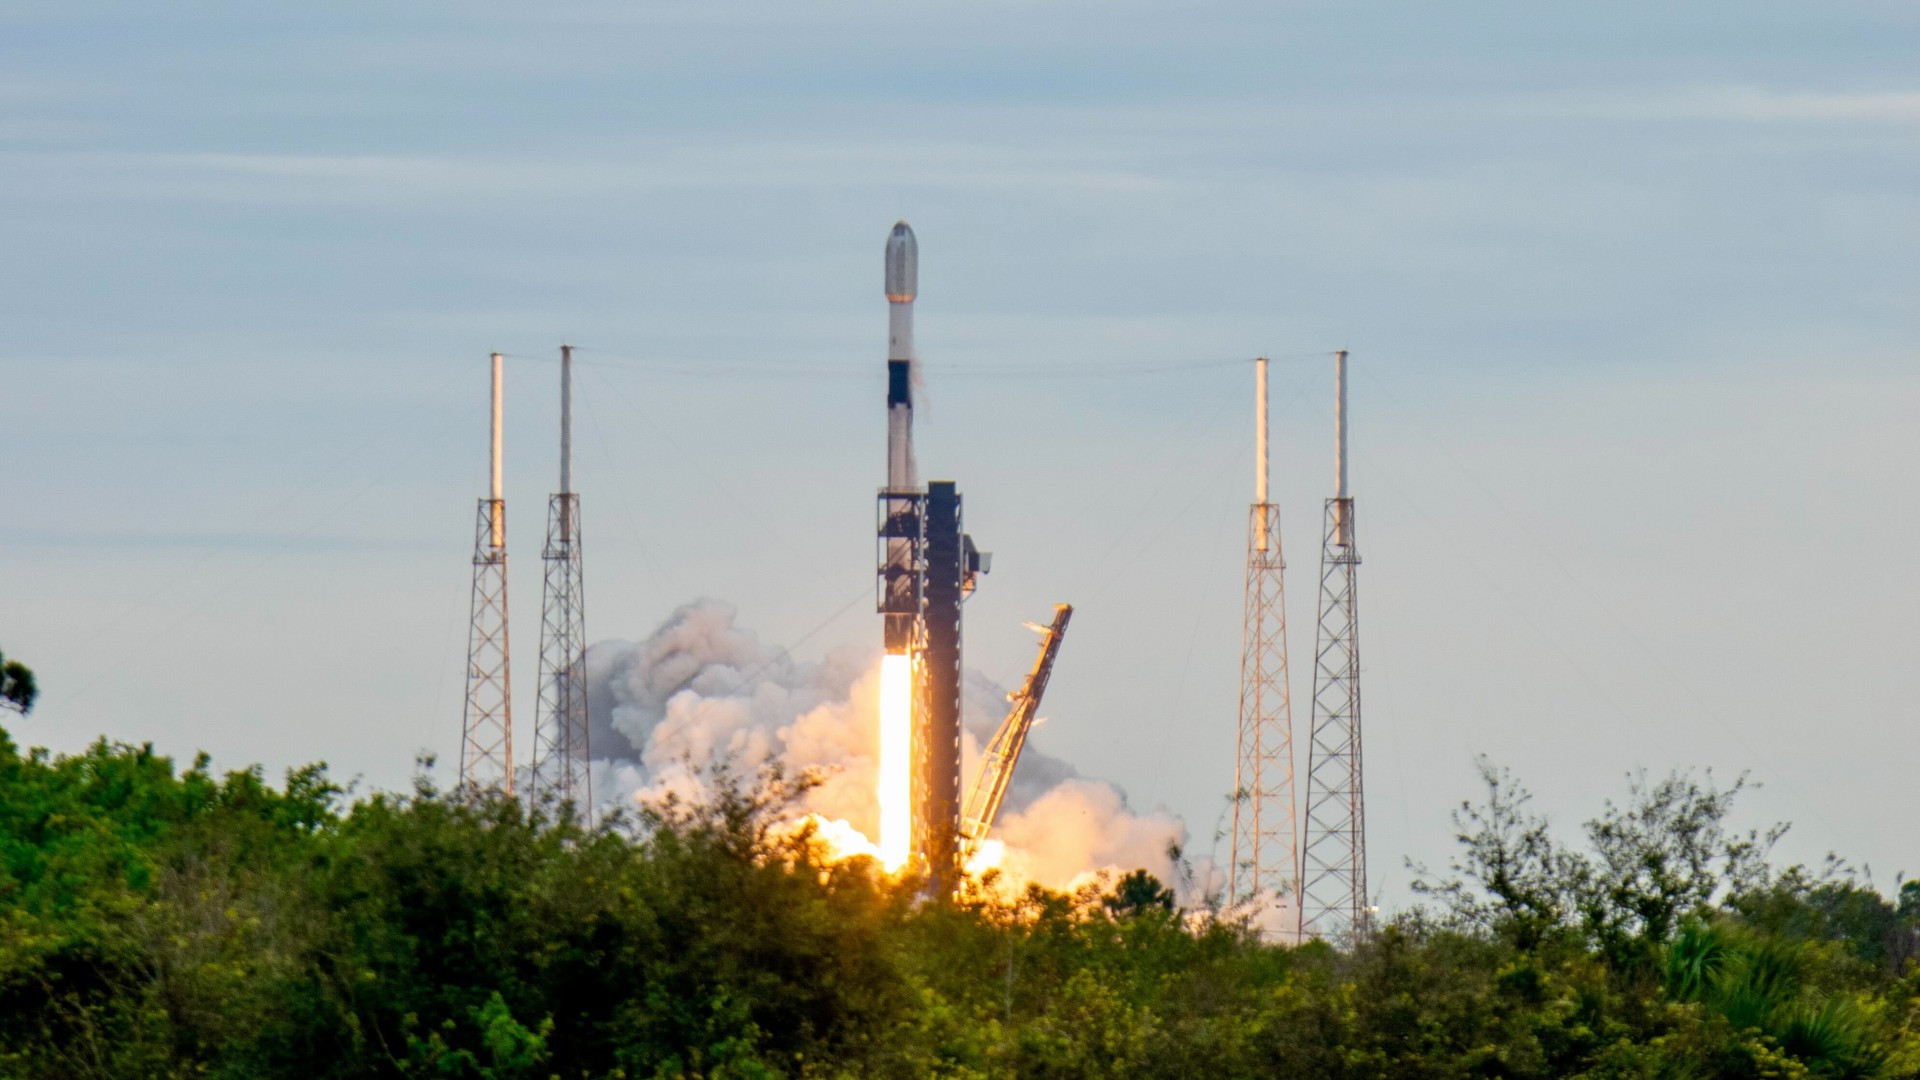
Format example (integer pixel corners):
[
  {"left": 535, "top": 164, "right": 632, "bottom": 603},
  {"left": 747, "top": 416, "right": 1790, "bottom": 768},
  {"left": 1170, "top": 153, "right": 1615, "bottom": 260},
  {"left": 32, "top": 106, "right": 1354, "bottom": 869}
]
[{"left": 0, "top": 727, "right": 1914, "bottom": 1078}]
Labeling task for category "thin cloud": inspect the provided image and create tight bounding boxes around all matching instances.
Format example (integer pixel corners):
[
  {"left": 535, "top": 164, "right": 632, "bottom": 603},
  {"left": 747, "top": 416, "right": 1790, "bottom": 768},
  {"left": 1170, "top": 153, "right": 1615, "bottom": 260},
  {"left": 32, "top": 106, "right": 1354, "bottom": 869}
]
[
  {"left": 0, "top": 142, "right": 1166, "bottom": 206},
  {"left": 1520, "top": 85, "right": 1920, "bottom": 124}
]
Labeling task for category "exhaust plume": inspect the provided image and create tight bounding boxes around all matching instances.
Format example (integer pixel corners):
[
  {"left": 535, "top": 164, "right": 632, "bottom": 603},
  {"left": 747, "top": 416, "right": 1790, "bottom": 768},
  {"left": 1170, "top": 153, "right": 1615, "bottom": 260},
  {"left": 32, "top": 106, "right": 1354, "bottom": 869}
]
[{"left": 585, "top": 600, "right": 1189, "bottom": 895}]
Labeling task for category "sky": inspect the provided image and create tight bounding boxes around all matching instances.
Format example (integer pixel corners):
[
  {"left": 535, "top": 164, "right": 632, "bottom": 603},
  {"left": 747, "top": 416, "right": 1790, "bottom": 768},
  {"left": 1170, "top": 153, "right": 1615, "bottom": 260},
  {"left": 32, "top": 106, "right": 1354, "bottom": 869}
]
[{"left": 2, "top": 1, "right": 1917, "bottom": 907}]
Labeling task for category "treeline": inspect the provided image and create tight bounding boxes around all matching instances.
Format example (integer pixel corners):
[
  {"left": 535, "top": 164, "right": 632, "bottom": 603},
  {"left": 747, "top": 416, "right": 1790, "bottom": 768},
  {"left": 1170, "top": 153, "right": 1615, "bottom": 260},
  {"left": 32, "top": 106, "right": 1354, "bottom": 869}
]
[{"left": 0, "top": 728, "right": 1917, "bottom": 1078}]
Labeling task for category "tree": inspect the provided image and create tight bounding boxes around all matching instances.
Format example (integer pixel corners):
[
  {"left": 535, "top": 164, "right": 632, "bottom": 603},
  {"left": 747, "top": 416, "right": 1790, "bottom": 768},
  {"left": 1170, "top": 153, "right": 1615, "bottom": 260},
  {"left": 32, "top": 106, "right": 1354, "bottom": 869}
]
[
  {"left": 1104, "top": 869, "right": 1176, "bottom": 919},
  {"left": 0, "top": 650, "right": 35, "bottom": 714},
  {"left": 1412, "top": 757, "right": 1786, "bottom": 964},
  {"left": 1, "top": 722, "right": 1916, "bottom": 1079},
  {"left": 1580, "top": 769, "right": 1785, "bottom": 967},
  {"left": 1408, "top": 759, "right": 1582, "bottom": 950},
  {"left": 1663, "top": 921, "right": 1888, "bottom": 1077}
]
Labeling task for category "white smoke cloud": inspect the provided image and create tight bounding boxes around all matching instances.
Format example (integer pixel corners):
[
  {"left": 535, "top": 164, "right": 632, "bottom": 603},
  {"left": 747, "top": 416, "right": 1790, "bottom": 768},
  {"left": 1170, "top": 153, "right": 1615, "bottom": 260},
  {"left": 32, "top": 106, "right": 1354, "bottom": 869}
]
[
  {"left": 994, "top": 779, "right": 1186, "bottom": 894},
  {"left": 584, "top": 599, "right": 1190, "bottom": 896}
]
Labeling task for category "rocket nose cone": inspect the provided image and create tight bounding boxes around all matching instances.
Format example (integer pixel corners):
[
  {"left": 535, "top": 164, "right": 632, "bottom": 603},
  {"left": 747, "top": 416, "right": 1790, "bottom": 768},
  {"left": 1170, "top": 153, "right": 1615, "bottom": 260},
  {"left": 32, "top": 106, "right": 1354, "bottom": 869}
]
[{"left": 885, "top": 221, "right": 918, "bottom": 301}]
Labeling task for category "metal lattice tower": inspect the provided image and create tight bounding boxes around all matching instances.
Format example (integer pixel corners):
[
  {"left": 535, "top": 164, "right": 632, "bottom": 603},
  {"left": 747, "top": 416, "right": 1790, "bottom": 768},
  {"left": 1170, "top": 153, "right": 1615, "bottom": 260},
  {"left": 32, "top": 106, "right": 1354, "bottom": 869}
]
[
  {"left": 917, "top": 483, "right": 963, "bottom": 894},
  {"left": 1230, "top": 357, "right": 1300, "bottom": 924},
  {"left": 917, "top": 480, "right": 986, "bottom": 896},
  {"left": 1300, "top": 349, "right": 1366, "bottom": 940},
  {"left": 531, "top": 345, "right": 590, "bottom": 818},
  {"left": 460, "top": 352, "right": 514, "bottom": 795}
]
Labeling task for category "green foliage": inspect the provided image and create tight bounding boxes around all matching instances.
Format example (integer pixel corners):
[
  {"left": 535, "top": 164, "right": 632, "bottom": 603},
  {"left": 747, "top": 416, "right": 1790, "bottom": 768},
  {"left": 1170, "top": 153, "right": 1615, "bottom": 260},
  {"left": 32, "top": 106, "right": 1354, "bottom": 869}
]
[
  {"left": 0, "top": 726, "right": 1916, "bottom": 1078},
  {"left": 403, "top": 991, "right": 552, "bottom": 1079},
  {"left": 0, "top": 650, "right": 36, "bottom": 714},
  {"left": 1661, "top": 921, "right": 1888, "bottom": 1077},
  {"left": 1733, "top": 864, "right": 1920, "bottom": 974},
  {"left": 1413, "top": 757, "right": 1788, "bottom": 967},
  {"left": 1103, "top": 868, "right": 1175, "bottom": 919}
]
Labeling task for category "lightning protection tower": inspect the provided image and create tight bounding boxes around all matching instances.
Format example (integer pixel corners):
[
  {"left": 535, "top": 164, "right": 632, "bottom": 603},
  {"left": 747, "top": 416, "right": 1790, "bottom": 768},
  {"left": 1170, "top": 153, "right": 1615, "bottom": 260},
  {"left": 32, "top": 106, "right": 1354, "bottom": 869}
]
[
  {"left": 1300, "top": 349, "right": 1367, "bottom": 940},
  {"left": 1230, "top": 356, "right": 1300, "bottom": 928},
  {"left": 461, "top": 352, "right": 515, "bottom": 795},
  {"left": 531, "top": 344, "right": 590, "bottom": 819}
]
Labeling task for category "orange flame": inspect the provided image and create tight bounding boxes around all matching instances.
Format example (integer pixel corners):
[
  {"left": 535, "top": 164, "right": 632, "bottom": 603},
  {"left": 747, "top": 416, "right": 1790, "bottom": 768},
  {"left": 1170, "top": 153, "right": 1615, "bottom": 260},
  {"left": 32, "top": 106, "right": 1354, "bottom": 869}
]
[
  {"left": 878, "top": 653, "right": 913, "bottom": 872},
  {"left": 964, "top": 838, "right": 1006, "bottom": 877}
]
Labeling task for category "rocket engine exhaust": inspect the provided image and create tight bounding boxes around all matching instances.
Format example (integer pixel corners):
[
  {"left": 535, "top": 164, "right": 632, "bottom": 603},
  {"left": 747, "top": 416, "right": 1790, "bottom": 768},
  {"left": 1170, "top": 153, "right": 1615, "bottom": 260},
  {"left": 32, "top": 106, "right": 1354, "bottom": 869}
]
[{"left": 877, "top": 653, "right": 913, "bottom": 871}]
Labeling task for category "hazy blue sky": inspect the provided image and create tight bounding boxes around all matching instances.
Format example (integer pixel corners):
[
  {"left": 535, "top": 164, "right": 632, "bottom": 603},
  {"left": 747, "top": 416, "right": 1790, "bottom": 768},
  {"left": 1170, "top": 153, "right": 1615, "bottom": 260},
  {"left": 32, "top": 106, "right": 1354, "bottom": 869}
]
[{"left": 4, "top": 1, "right": 1917, "bottom": 904}]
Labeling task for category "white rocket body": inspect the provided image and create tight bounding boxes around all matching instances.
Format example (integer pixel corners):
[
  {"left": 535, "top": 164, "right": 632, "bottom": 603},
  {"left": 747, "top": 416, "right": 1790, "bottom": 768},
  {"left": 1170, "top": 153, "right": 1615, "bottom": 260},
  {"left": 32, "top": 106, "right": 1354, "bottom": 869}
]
[
  {"left": 881, "top": 222, "right": 920, "bottom": 653},
  {"left": 886, "top": 222, "right": 918, "bottom": 491}
]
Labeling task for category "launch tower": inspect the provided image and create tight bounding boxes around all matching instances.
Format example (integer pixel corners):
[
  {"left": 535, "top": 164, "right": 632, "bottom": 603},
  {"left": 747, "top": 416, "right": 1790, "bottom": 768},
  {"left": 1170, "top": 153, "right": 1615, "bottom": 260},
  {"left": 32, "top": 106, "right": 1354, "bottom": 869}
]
[{"left": 918, "top": 480, "right": 985, "bottom": 893}]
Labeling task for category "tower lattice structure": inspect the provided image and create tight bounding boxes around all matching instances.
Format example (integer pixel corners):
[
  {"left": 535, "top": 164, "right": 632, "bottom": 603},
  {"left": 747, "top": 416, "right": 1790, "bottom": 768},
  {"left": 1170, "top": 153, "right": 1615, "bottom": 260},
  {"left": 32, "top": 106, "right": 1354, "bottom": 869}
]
[
  {"left": 1299, "top": 499, "right": 1363, "bottom": 937},
  {"left": 461, "top": 496, "right": 514, "bottom": 794},
  {"left": 531, "top": 492, "right": 588, "bottom": 815},
  {"left": 461, "top": 352, "right": 514, "bottom": 795},
  {"left": 1230, "top": 357, "right": 1299, "bottom": 923},
  {"left": 530, "top": 345, "right": 589, "bottom": 819},
  {"left": 1230, "top": 502, "right": 1299, "bottom": 916},
  {"left": 917, "top": 480, "right": 974, "bottom": 896},
  {"left": 883, "top": 474, "right": 986, "bottom": 898},
  {"left": 1300, "top": 349, "right": 1366, "bottom": 939}
]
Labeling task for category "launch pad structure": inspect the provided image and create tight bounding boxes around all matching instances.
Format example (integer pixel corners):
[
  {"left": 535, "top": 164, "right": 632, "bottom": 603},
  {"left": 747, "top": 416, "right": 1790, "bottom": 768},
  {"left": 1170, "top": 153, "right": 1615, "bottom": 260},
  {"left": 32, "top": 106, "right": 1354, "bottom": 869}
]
[
  {"left": 961, "top": 604, "right": 1073, "bottom": 858},
  {"left": 443, "top": 223, "right": 1353, "bottom": 923},
  {"left": 917, "top": 480, "right": 985, "bottom": 892},
  {"left": 877, "top": 221, "right": 1048, "bottom": 896}
]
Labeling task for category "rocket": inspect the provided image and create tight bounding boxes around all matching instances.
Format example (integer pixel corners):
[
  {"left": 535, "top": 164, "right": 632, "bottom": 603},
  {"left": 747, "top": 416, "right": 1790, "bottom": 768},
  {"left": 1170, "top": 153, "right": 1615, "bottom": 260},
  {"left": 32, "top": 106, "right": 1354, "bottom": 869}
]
[
  {"left": 885, "top": 221, "right": 918, "bottom": 490},
  {"left": 879, "top": 222, "right": 920, "bottom": 651}
]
